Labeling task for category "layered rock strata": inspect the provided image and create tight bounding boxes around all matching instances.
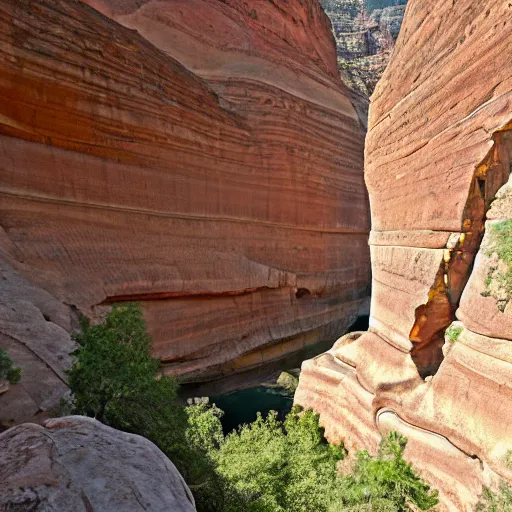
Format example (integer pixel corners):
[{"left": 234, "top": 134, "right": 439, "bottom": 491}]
[
  {"left": 0, "top": 416, "right": 196, "bottom": 511},
  {"left": 0, "top": 0, "right": 370, "bottom": 421},
  {"left": 320, "top": 0, "right": 407, "bottom": 97},
  {"left": 296, "top": 0, "right": 512, "bottom": 509}
]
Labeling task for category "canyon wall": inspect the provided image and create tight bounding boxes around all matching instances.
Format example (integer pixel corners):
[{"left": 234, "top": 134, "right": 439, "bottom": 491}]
[
  {"left": 0, "top": 0, "right": 370, "bottom": 425},
  {"left": 320, "top": 0, "right": 407, "bottom": 97},
  {"left": 296, "top": 0, "right": 512, "bottom": 509}
]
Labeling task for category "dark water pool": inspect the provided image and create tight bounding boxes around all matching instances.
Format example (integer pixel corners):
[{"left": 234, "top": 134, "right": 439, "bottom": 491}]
[
  {"left": 210, "top": 315, "right": 369, "bottom": 434},
  {"left": 211, "top": 386, "right": 293, "bottom": 434}
]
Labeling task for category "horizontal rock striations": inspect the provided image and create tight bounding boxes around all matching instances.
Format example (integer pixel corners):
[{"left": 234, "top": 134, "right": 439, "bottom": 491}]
[
  {"left": 320, "top": 0, "right": 407, "bottom": 97},
  {"left": 296, "top": 0, "right": 512, "bottom": 509},
  {"left": 0, "top": 0, "right": 370, "bottom": 420}
]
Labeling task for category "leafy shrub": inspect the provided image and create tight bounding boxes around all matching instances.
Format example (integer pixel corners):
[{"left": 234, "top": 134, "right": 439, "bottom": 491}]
[
  {"left": 0, "top": 349, "right": 21, "bottom": 384},
  {"left": 476, "top": 481, "right": 512, "bottom": 511},
  {"left": 186, "top": 398, "right": 225, "bottom": 454},
  {"left": 215, "top": 407, "right": 344, "bottom": 512},
  {"left": 484, "top": 220, "right": 512, "bottom": 308},
  {"left": 334, "top": 432, "right": 439, "bottom": 511},
  {"left": 215, "top": 411, "right": 438, "bottom": 512},
  {"left": 67, "top": 304, "right": 223, "bottom": 511},
  {"left": 445, "top": 324, "right": 463, "bottom": 343},
  {"left": 67, "top": 304, "right": 438, "bottom": 512},
  {"left": 489, "top": 220, "right": 512, "bottom": 268}
]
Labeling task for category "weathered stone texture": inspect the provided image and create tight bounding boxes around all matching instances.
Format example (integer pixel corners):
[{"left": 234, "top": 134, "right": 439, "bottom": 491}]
[
  {"left": 320, "top": 0, "right": 407, "bottom": 96},
  {"left": 296, "top": 0, "right": 512, "bottom": 509},
  {"left": 0, "top": 0, "right": 370, "bottom": 420},
  {"left": 0, "top": 416, "right": 196, "bottom": 511}
]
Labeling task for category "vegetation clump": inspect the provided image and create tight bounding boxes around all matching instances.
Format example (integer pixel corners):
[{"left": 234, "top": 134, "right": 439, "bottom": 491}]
[
  {"left": 483, "top": 220, "right": 512, "bottom": 311},
  {"left": 476, "top": 481, "right": 512, "bottom": 512},
  {"left": 215, "top": 407, "right": 345, "bottom": 512},
  {"left": 445, "top": 323, "right": 463, "bottom": 343},
  {"left": 67, "top": 304, "right": 224, "bottom": 511},
  {"left": 0, "top": 349, "right": 21, "bottom": 384},
  {"left": 334, "top": 432, "right": 439, "bottom": 511},
  {"left": 66, "top": 304, "right": 439, "bottom": 512}
]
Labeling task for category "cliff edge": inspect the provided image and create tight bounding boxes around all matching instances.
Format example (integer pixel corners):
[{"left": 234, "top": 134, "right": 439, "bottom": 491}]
[{"left": 296, "top": 0, "right": 512, "bottom": 509}]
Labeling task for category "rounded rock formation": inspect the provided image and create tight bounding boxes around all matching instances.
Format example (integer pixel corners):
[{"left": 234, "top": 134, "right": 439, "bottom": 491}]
[{"left": 0, "top": 415, "right": 196, "bottom": 511}]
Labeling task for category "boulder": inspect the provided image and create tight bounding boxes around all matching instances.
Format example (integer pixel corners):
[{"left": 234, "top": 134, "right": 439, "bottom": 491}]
[{"left": 0, "top": 415, "right": 196, "bottom": 511}]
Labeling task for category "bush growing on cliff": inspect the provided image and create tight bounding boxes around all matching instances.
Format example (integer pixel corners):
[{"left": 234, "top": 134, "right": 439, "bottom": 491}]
[
  {"left": 445, "top": 323, "right": 463, "bottom": 343},
  {"left": 0, "top": 349, "right": 21, "bottom": 384},
  {"left": 67, "top": 304, "right": 225, "bottom": 511},
  {"left": 333, "top": 432, "right": 439, "bottom": 511},
  {"left": 185, "top": 398, "right": 225, "bottom": 454},
  {"left": 215, "top": 407, "right": 345, "bottom": 512},
  {"left": 67, "top": 304, "right": 438, "bottom": 512},
  {"left": 214, "top": 410, "right": 438, "bottom": 512},
  {"left": 484, "top": 220, "right": 512, "bottom": 309}
]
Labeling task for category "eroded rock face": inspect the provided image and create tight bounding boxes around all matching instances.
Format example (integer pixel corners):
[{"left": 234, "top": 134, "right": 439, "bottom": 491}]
[
  {"left": 296, "top": 0, "right": 512, "bottom": 509},
  {"left": 0, "top": 416, "right": 196, "bottom": 511},
  {"left": 0, "top": 256, "right": 76, "bottom": 429},
  {"left": 320, "top": 0, "right": 407, "bottom": 97},
  {"left": 0, "top": 0, "right": 370, "bottom": 418}
]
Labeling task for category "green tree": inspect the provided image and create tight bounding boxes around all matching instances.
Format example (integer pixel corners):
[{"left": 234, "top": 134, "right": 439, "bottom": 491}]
[
  {"left": 66, "top": 304, "right": 438, "bottom": 512},
  {"left": 215, "top": 407, "right": 345, "bottom": 512},
  {"left": 334, "top": 432, "right": 439, "bottom": 511},
  {"left": 186, "top": 399, "right": 225, "bottom": 454},
  {"left": 215, "top": 410, "right": 438, "bottom": 512},
  {"left": 0, "top": 349, "right": 21, "bottom": 384},
  {"left": 67, "top": 304, "right": 224, "bottom": 512}
]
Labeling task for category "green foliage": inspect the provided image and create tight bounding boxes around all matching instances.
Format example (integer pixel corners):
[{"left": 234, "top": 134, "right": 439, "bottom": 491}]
[
  {"left": 67, "top": 304, "right": 223, "bottom": 512},
  {"left": 69, "top": 305, "right": 171, "bottom": 422},
  {"left": 476, "top": 482, "right": 512, "bottom": 511},
  {"left": 0, "top": 349, "right": 21, "bottom": 384},
  {"left": 445, "top": 324, "right": 463, "bottom": 343},
  {"left": 215, "top": 406, "right": 344, "bottom": 512},
  {"left": 490, "top": 220, "right": 512, "bottom": 267},
  {"left": 67, "top": 305, "right": 438, "bottom": 512},
  {"left": 215, "top": 411, "right": 437, "bottom": 512},
  {"left": 186, "top": 399, "right": 225, "bottom": 455},
  {"left": 334, "top": 432, "right": 439, "bottom": 511},
  {"left": 484, "top": 220, "right": 512, "bottom": 308}
]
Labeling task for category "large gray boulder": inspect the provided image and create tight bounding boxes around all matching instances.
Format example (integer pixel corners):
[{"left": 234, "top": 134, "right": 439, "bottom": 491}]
[{"left": 0, "top": 416, "right": 196, "bottom": 511}]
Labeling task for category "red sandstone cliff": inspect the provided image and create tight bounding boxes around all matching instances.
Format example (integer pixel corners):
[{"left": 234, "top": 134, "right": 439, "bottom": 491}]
[
  {"left": 296, "top": 0, "right": 512, "bottom": 509},
  {"left": 0, "top": 0, "right": 370, "bottom": 424}
]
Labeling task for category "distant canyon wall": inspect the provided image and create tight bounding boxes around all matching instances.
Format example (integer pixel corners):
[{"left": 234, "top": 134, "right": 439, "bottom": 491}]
[
  {"left": 320, "top": 0, "right": 407, "bottom": 97},
  {"left": 296, "top": 0, "right": 512, "bottom": 509},
  {"left": 0, "top": 0, "right": 370, "bottom": 425}
]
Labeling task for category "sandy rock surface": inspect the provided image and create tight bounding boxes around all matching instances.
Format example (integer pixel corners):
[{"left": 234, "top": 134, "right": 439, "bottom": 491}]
[
  {"left": 296, "top": 0, "right": 512, "bottom": 509},
  {"left": 0, "top": 415, "right": 196, "bottom": 511},
  {"left": 0, "top": 0, "right": 370, "bottom": 417}
]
